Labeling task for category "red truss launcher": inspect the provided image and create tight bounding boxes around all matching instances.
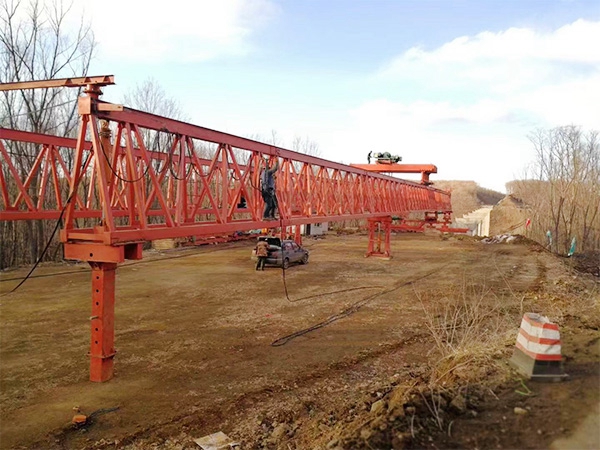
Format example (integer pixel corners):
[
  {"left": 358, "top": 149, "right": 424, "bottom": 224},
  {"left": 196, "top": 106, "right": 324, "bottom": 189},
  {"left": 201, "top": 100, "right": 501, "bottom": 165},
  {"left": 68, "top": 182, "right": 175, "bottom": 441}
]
[{"left": 1, "top": 76, "right": 454, "bottom": 381}]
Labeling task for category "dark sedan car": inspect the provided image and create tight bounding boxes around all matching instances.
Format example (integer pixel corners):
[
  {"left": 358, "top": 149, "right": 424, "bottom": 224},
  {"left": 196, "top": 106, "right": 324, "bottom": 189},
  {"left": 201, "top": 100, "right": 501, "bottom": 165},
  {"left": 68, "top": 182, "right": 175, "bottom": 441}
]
[{"left": 252, "top": 237, "right": 309, "bottom": 268}]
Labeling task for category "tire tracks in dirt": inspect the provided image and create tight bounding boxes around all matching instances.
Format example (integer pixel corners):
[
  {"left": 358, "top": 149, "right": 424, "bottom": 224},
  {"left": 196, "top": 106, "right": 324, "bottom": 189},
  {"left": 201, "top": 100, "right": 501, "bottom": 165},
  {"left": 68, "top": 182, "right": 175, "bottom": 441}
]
[
  {"left": 77, "top": 254, "right": 489, "bottom": 447},
  {"left": 54, "top": 330, "right": 431, "bottom": 449}
]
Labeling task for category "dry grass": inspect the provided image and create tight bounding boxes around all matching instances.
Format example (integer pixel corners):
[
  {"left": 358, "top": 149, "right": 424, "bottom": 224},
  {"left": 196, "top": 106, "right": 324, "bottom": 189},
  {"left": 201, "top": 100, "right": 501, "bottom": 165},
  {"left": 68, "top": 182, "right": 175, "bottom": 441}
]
[
  {"left": 402, "top": 279, "right": 521, "bottom": 435},
  {"left": 410, "top": 267, "right": 599, "bottom": 436},
  {"left": 416, "top": 280, "right": 518, "bottom": 387}
]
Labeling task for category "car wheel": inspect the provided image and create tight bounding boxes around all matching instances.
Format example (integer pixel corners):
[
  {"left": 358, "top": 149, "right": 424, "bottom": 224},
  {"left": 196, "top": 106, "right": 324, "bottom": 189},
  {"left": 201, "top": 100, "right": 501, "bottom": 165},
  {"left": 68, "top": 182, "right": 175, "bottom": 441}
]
[
  {"left": 301, "top": 254, "right": 309, "bottom": 264},
  {"left": 282, "top": 258, "right": 290, "bottom": 269}
]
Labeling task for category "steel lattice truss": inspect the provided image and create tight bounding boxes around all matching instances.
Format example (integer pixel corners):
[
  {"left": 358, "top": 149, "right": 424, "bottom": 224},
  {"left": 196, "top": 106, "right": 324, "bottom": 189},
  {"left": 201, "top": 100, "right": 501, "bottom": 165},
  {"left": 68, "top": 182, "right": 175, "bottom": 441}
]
[
  {"left": 0, "top": 83, "right": 453, "bottom": 382},
  {"left": 1, "top": 102, "right": 451, "bottom": 245}
]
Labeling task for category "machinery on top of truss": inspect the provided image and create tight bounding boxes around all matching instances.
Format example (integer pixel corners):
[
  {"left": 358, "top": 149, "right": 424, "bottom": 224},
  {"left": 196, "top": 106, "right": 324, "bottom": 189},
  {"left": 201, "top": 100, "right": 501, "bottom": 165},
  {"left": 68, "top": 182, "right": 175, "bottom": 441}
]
[
  {"left": 350, "top": 153, "right": 469, "bottom": 235},
  {"left": 1, "top": 75, "right": 456, "bottom": 382},
  {"left": 352, "top": 152, "right": 437, "bottom": 186}
]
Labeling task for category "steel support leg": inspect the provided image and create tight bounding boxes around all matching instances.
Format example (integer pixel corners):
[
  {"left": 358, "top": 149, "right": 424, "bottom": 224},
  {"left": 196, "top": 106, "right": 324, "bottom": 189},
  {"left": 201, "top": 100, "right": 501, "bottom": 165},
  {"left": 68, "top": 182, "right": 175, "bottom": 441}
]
[
  {"left": 89, "top": 262, "right": 117, "bottom": 382},
  {"left": 294, "top": 225, "right": 302, "bottom": 246},
  {"left": 366, "top": 216, "right": 392, "bottom": 259}
]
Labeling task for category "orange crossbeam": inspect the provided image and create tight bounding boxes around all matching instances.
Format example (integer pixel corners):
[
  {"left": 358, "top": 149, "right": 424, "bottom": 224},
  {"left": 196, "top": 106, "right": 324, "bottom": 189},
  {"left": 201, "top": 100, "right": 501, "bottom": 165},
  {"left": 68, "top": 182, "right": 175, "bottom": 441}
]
[
  {"left": 350, "top": 163, "right": 437, "bottom": 173},
  {"left": 0, "top": 75, "right": 115, "bottom": 91},
  {"left": 350, "top": 163, "right": 438, "bottom": 185}
]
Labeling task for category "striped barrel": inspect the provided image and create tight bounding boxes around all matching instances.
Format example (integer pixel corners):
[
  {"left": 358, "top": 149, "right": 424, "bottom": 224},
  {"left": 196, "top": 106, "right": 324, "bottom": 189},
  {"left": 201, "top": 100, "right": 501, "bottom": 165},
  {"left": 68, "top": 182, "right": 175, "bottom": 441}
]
[
  {"left": 509, "top": 313, "right": 567, "bottom": 381},
  {"left": 516, "top": 313, "right": 562, "bottom": 361}
]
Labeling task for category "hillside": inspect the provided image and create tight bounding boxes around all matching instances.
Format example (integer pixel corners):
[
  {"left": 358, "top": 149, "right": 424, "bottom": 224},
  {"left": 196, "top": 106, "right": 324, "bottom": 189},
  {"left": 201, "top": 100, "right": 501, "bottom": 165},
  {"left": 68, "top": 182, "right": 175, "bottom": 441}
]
[
  {"left": 489, "top": 194, "right": 530, "bottom": 235},
  {"left": 434, "top": 180, "right": 505, "bottom": 217}
]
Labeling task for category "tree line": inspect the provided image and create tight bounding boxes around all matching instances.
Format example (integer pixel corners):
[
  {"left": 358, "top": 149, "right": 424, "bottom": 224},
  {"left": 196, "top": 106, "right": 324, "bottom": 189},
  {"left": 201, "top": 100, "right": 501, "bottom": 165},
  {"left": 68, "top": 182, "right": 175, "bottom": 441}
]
[
  {"left": 1, "top": 0, "right": 94, "bottom": 269},
  {"left": 508, "top": 126, "right": 600, "bottom": 255}
]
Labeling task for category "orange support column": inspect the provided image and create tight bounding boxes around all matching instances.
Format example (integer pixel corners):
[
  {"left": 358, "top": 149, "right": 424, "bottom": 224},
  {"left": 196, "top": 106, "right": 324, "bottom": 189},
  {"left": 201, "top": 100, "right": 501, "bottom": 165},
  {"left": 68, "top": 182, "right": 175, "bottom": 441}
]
[
  {"left": 89, "top": 262, "right": 117, "bottom": 382},
  {"left": 294, "top": 225, "right": 302, "bottom": 246},
  {"left": 366, "top": 216, "right": 392, "bottom": 259}
]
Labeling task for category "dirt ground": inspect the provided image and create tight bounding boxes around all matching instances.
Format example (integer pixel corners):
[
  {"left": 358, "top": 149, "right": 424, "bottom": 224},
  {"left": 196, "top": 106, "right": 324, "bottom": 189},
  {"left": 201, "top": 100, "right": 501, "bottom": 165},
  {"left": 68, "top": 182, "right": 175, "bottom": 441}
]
[{"left": 0, "top": 232, "right": 598, "bottom": 449}]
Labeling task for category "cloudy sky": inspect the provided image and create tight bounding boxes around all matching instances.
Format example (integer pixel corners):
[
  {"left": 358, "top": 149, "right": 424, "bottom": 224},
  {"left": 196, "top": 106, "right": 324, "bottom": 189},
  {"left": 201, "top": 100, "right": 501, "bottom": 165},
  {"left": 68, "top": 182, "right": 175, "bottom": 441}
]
[{"left": 76, "top": 0, "right": 599, "bottom": 192}]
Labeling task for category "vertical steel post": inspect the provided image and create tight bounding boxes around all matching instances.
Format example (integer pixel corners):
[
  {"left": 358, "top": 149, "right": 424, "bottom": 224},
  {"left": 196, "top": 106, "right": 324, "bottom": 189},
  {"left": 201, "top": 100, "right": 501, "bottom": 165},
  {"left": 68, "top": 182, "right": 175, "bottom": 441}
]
[
  {"left": 294, "top": 224, "right": 302, "bottom": 246},
  {"left": 383, "top": 217, "right": 392, "bottom": 257},
  {"left": 366, "top": 218, "right": 376, "bottom": 256},
  {"left": 99, "top": 120, "right": 112, "bottom": 189},
  {"left": 89, "top": 262, "right": 117, "bottom": 382}
]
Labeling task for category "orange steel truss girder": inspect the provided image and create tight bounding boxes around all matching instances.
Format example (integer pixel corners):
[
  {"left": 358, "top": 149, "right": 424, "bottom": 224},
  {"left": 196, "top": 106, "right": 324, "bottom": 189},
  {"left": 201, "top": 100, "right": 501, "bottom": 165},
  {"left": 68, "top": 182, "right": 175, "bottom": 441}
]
[
  {"left": 1, "top": 94, "right": 453, "bottom": 383},
  {"left": 1, "top": 105, "right": 452, "bottom": 244},
  {"left": 391, "top": 212, "right": 469, "bottom": 234}
]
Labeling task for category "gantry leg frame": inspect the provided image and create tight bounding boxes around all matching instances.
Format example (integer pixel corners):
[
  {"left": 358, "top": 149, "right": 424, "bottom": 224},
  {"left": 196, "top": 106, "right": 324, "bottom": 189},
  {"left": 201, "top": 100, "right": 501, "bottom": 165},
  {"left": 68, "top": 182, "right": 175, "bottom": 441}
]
[{"left": 366, "top": 216, "right": 392, "bottom": 259}]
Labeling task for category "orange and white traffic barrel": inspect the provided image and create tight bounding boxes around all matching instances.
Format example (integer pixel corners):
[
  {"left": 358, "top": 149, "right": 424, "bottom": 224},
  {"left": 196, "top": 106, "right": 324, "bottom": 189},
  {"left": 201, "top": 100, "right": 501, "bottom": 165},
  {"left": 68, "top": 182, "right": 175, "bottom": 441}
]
[{"left": 509, "top": 313, "right": 567, "bottom": 381}]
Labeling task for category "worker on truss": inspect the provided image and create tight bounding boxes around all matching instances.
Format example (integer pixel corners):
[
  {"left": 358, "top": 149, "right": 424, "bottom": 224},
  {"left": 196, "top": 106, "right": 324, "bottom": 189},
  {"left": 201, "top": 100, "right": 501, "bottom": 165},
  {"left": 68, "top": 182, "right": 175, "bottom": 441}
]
[{"left": 261, "top": 157, "right": 280, "bottom": 220}]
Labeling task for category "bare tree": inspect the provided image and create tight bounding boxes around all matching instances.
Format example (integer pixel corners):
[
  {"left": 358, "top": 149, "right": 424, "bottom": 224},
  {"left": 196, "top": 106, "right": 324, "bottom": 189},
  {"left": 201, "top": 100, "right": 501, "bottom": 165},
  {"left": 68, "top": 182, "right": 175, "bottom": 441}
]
[
  {"left": 291, "top": 135, "right": 321, "bottom": 157},
  {"left": 268, "top": 129, "right": 283, "bottom": 147},
  {"left": 122, "top": 77, "right": 187, "bottom": 121},
  {"left": 1, "top": 0, "right": 95, "bottom": 133},
  {"left": 120, "top": 78, "right": 197, "bottom": 225},
  {"left": 509, "top": 126, "right": 600, "bottom": 254},
  {"left": 121, "top": 77, "right": 190, "bottom": 153},
  {"left": 0, "top": 0, "right": 96, "bottom": 268}
]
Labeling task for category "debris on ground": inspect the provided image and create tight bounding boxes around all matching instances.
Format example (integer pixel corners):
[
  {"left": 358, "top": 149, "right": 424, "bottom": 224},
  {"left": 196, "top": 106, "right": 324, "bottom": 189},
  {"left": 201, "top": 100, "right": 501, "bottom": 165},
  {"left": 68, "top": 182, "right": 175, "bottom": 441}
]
[
  {"left": 514, "top": 406, "right": 529, "bottom": 415},
  {"left": 481, "top": 233, "right": 521, "bottom": 244},
  {"left": 70, "top": 406, "right": 120, "bottom": 430},
  {"left": 194, "top": 431, "right": 239, "bottom": 449}
]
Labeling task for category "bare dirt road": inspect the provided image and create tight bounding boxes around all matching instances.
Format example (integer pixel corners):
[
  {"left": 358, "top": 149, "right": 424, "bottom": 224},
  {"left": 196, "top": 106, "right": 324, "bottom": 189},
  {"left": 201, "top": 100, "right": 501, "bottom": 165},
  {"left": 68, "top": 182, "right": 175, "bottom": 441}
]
[{"left": 0, "top": 232, "right": 598, "bottom": 449}]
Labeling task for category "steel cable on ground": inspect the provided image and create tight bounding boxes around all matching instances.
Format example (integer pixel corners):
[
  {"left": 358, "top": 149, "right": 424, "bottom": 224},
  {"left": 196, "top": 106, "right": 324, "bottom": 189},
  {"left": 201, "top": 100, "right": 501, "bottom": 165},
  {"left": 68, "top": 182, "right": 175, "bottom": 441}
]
[
  {"left": 274, "top": 220, "right": 385, "bottom": 305},
  {"left": 87, "top": 406, "right": 120, "bottom": 421},
  {"left": 270, "top": 265, "right": 448, "bottom": 347},
  {"left": 285, "top": 285, "right": 388, "bottom": 303}
]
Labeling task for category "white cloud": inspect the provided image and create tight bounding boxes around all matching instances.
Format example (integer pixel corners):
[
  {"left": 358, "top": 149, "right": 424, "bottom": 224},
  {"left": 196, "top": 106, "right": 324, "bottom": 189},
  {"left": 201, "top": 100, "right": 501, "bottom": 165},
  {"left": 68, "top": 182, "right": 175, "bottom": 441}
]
[
  {"left": 379, "top": 19, "right": 600, "bottom": 107},
  {"left": 383, "top": 19, "right": 600, "bottom": 78},
  {"left": 74, "top": 0, "right": 278, "bottom": 62},
  {"left": 517, "top": 74, "right": 600, "bottom": 129},
  {"left": 328, "top": 19, "right": 600, "bottom": 192},
  {"left": 394, "top": 20, "right": 600, "bottom": 67}
]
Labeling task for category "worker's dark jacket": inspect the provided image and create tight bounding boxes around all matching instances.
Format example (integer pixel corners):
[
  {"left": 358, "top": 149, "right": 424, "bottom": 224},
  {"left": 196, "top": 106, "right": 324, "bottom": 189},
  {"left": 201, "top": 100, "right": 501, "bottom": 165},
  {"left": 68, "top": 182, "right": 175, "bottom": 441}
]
[{"left": 261, "top": 161, "right": 279, "bottom": 192}]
